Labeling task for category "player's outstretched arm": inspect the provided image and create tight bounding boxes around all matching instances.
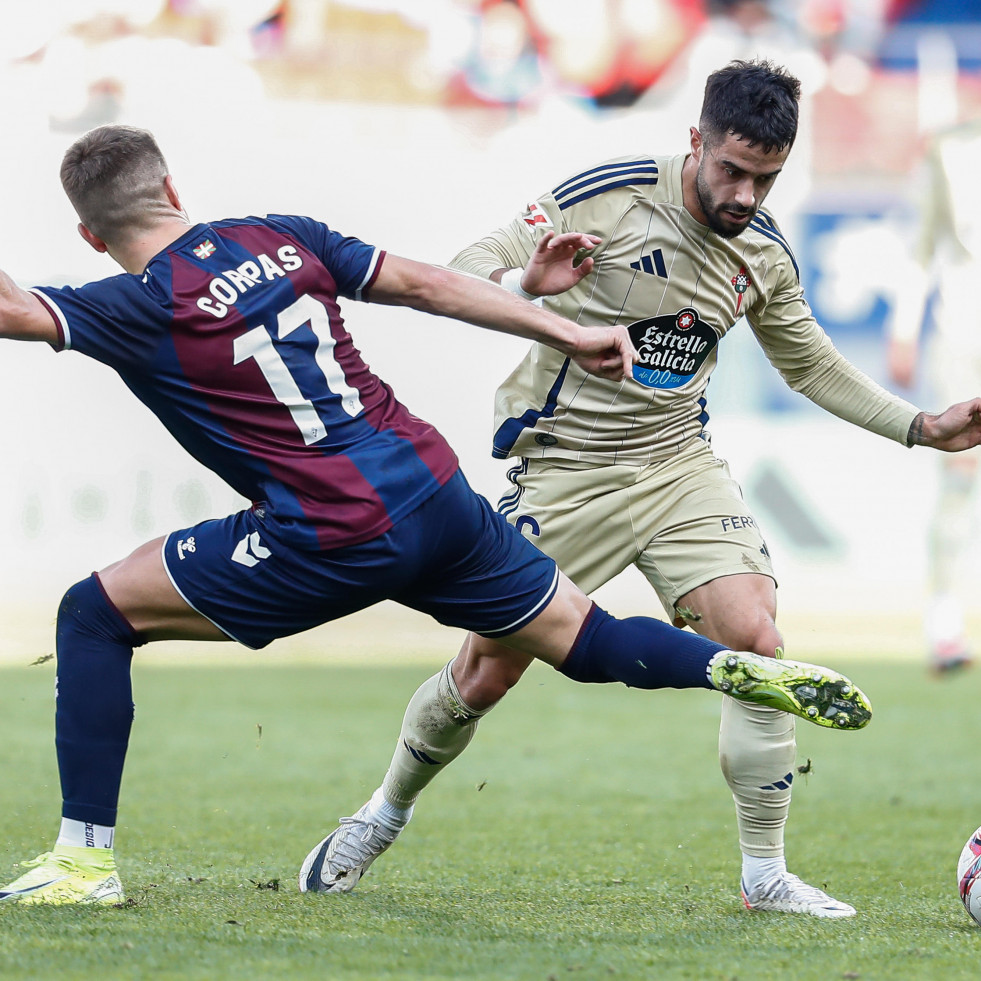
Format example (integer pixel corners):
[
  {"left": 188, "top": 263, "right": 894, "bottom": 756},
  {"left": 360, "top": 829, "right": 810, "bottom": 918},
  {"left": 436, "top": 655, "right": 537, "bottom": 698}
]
[
  {"left": 0, "top": 270, "right": 59, "bottom": 343},
  {"left": 369, "top": 254, "right": 637, "bottom": 382},
  {"left": 908, "top": 400, "right": 981, "bottom": 451}
]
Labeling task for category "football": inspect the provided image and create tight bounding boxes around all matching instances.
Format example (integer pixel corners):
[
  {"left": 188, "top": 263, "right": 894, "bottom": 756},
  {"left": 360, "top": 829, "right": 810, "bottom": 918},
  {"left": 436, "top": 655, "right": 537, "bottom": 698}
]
[{"left": 957, "top": 826, "right": 981, "bottom": 925}]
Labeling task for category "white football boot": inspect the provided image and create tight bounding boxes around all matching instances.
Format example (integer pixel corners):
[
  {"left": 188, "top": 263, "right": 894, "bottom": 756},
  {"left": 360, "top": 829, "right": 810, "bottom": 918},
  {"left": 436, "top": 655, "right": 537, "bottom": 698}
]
[
  {"left": 299, "top": 802, "right": 403, "bottom": 893},
  {"left": 741, "top": 871, "right": 856, "bottom": 918}
]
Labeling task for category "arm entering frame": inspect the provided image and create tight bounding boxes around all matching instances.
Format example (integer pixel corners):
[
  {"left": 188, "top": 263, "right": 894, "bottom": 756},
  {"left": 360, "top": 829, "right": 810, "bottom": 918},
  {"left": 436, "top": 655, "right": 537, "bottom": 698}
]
[{"left": 0, "top": 271, "right": 61, "bottom": 344}]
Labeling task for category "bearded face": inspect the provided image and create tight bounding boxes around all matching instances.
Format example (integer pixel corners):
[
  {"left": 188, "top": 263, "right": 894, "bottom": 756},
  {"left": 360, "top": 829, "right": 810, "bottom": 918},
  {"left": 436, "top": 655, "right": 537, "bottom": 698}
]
[
  {"left": 694, "top": 159, "right": 757, "bottom": 239},
  {"left": 691, "top": 132, "right": 788, "bottom": 239}
]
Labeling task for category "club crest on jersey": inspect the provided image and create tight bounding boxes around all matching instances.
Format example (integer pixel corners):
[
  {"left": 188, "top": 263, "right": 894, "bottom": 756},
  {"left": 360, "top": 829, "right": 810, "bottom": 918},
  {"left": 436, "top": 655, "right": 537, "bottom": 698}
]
[
  {"left": 194, "top": 239, "right": 216, "bottom": 259},
  {"left": 522, "top": 201, "right": 553, "bottom": 229},
  {"left": 731, "top": 266, "right": 752, "bottom": 313},
  {"left": 627, "top": 307, "right": 719, "bottom": 390}
]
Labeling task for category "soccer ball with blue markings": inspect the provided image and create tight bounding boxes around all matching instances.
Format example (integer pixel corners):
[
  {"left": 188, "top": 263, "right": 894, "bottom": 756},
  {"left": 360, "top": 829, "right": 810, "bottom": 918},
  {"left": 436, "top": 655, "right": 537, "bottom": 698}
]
[{"left": 957, "top": 826, "right": 981, "bottom": 926}]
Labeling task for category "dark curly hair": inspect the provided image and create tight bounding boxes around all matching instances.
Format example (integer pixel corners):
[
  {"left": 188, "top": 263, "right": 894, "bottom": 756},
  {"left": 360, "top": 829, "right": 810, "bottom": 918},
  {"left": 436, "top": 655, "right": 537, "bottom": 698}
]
[{"left": 699, "top": 59, "right": 801, "bottom": 152}]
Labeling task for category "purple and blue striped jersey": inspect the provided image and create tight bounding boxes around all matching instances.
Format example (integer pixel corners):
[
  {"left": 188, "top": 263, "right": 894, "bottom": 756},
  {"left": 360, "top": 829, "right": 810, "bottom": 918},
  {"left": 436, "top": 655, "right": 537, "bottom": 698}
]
[{"left": 32, "top": 215, "right": 459, "bottom": 550}]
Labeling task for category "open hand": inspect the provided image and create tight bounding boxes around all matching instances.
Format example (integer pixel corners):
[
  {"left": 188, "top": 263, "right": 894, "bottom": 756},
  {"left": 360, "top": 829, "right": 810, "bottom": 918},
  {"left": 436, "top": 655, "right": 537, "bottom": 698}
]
[{"left": 519, "top": 231, "right": 602, "bottom": 298}]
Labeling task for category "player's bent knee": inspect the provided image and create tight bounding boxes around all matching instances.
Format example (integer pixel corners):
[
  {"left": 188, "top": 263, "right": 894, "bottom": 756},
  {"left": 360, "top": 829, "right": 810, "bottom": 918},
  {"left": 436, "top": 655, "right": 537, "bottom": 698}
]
[
  {"left": 749, "top": 628, "right": 784, "bottom": 660},
  {"left": 471, "top": 657, "right": 527, "bottom": 702},
  {"left": 57, "top": 575, "right": 145, "bottom": 651},
  {"left": 710, "top": 618, "right": 782, "bottom": 659},
  {"left": 455, "top": 638, "right": 532, "bottom": 706}
]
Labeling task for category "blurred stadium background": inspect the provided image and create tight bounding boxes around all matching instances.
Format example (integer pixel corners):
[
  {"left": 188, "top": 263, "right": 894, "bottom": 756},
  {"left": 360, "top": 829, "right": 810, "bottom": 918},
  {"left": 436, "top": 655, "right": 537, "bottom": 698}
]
[{"left": 1, "top": 0, "right": 979, "bottom": 663}]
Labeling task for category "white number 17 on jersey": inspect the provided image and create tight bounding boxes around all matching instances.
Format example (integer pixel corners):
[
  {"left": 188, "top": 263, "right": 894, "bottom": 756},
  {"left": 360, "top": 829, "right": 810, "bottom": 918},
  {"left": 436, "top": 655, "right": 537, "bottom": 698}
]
[{"left": 232, "top": 293, "right": 363, "bottom": 445}]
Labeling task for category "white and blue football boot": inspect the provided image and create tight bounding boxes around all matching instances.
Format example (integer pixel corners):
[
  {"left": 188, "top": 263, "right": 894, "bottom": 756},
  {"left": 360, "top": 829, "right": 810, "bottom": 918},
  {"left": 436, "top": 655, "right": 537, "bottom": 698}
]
[{"left": 299, "top": 802, "right": 402, "bottom": 894}]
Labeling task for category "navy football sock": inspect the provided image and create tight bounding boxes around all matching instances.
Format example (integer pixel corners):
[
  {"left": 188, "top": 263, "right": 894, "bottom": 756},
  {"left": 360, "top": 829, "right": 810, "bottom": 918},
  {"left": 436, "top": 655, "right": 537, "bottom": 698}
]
[
  {"left": 55, "top": 575, "right": 145, "bottom": 827},
  {"left": 559, "top": 604, "right": 725, "bottom": 691}
]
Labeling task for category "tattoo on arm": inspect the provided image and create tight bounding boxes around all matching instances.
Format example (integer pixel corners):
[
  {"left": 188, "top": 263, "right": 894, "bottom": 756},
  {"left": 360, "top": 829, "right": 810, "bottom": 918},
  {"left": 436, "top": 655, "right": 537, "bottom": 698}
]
[{"left": 907, "top": 412, "right": 925, "bottom": 447}]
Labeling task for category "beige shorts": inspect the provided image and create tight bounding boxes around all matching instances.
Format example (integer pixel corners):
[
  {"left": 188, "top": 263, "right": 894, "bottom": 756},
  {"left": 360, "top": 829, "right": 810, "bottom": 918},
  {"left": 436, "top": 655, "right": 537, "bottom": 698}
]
[{"left": 498, "top": 437, "right": 775, "bottom": 617}]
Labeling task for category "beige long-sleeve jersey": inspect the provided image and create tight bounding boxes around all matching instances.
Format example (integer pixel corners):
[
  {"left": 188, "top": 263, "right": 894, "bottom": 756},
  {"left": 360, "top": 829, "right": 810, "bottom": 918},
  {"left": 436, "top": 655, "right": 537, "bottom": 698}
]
[{"left": 451, "top": 152, "right": 917, "bottom": 466}]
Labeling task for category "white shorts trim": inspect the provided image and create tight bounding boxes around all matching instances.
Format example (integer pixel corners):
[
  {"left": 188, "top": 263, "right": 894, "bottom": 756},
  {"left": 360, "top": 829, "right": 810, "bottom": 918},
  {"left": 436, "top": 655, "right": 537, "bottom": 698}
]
[{"left": 479, "top": 564, "right": 560, "bottom": 637}]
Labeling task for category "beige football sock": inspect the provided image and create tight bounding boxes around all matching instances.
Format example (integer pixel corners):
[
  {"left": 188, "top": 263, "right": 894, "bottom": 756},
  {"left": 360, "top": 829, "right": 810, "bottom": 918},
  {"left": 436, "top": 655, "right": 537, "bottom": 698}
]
[
  {"left": 718, "top": 697, "right": 796, "bottom": 858},
  {"left": 381, "top": 659, "right": 489, "bottom": 810}
]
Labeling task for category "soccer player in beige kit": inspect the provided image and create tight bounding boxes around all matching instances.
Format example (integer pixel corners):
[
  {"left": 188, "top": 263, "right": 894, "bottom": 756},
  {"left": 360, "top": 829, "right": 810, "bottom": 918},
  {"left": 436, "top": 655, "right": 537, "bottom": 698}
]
[
  {"left": 304, "top": 60, "right": 981, "bottom": 916},
  {"left": 888, "top": 118, "right": 981, "bottom": 673}
]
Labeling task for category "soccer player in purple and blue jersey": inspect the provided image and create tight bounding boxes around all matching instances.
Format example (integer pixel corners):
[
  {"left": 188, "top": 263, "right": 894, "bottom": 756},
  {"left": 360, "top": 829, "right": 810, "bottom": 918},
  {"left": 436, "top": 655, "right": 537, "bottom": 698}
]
[{"left": 0, "top": 125, "right": 873, "bottom": 905}]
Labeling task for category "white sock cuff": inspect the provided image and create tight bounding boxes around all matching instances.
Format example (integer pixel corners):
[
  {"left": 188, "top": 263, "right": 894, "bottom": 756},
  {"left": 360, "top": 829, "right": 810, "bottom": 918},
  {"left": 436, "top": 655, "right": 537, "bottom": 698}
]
[
  {"left": 705, "top": 649, "right": 734, "bottom": 686},
  {"left": 56, "top": 817, "right": 115, "bottom": 850},
  {"left": 741, "top": 853, "right": 787, "bottom": 891},
  {"left": 369, "top": 787, "right": 413, "bottom": 829}
]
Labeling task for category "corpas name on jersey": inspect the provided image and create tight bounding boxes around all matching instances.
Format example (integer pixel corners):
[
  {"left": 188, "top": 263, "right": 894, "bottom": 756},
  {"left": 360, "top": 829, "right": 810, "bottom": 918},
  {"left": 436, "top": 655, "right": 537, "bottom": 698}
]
[{"left": 196, "top": 246, "right": 303, "bottom": 319}]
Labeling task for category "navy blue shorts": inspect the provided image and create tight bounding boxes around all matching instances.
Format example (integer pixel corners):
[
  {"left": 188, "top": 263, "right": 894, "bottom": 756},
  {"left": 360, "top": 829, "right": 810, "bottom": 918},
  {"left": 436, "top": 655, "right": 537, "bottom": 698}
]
[{"left": 162, "top": 470, "right": 559, "bottom": 649}]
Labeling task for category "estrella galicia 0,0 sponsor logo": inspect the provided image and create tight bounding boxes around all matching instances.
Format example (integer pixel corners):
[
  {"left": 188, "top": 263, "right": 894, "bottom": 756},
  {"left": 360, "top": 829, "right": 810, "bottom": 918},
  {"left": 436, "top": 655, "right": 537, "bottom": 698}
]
[{"left": 627, "top": 308, "right": 719, "bottom": 389}]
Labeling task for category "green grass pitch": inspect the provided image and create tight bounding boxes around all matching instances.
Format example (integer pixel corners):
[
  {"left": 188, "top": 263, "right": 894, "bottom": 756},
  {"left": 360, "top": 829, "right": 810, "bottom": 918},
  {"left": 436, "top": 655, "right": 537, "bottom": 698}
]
[{"left": 0, "top": 656, "right": 979, "bottom": 980}]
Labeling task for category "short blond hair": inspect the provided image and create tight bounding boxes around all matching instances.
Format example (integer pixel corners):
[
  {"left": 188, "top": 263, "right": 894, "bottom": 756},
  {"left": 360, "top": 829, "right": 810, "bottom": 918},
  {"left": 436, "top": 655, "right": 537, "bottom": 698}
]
[{"left": 60, "top": 125, "right": 171, "bottom": 244}]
